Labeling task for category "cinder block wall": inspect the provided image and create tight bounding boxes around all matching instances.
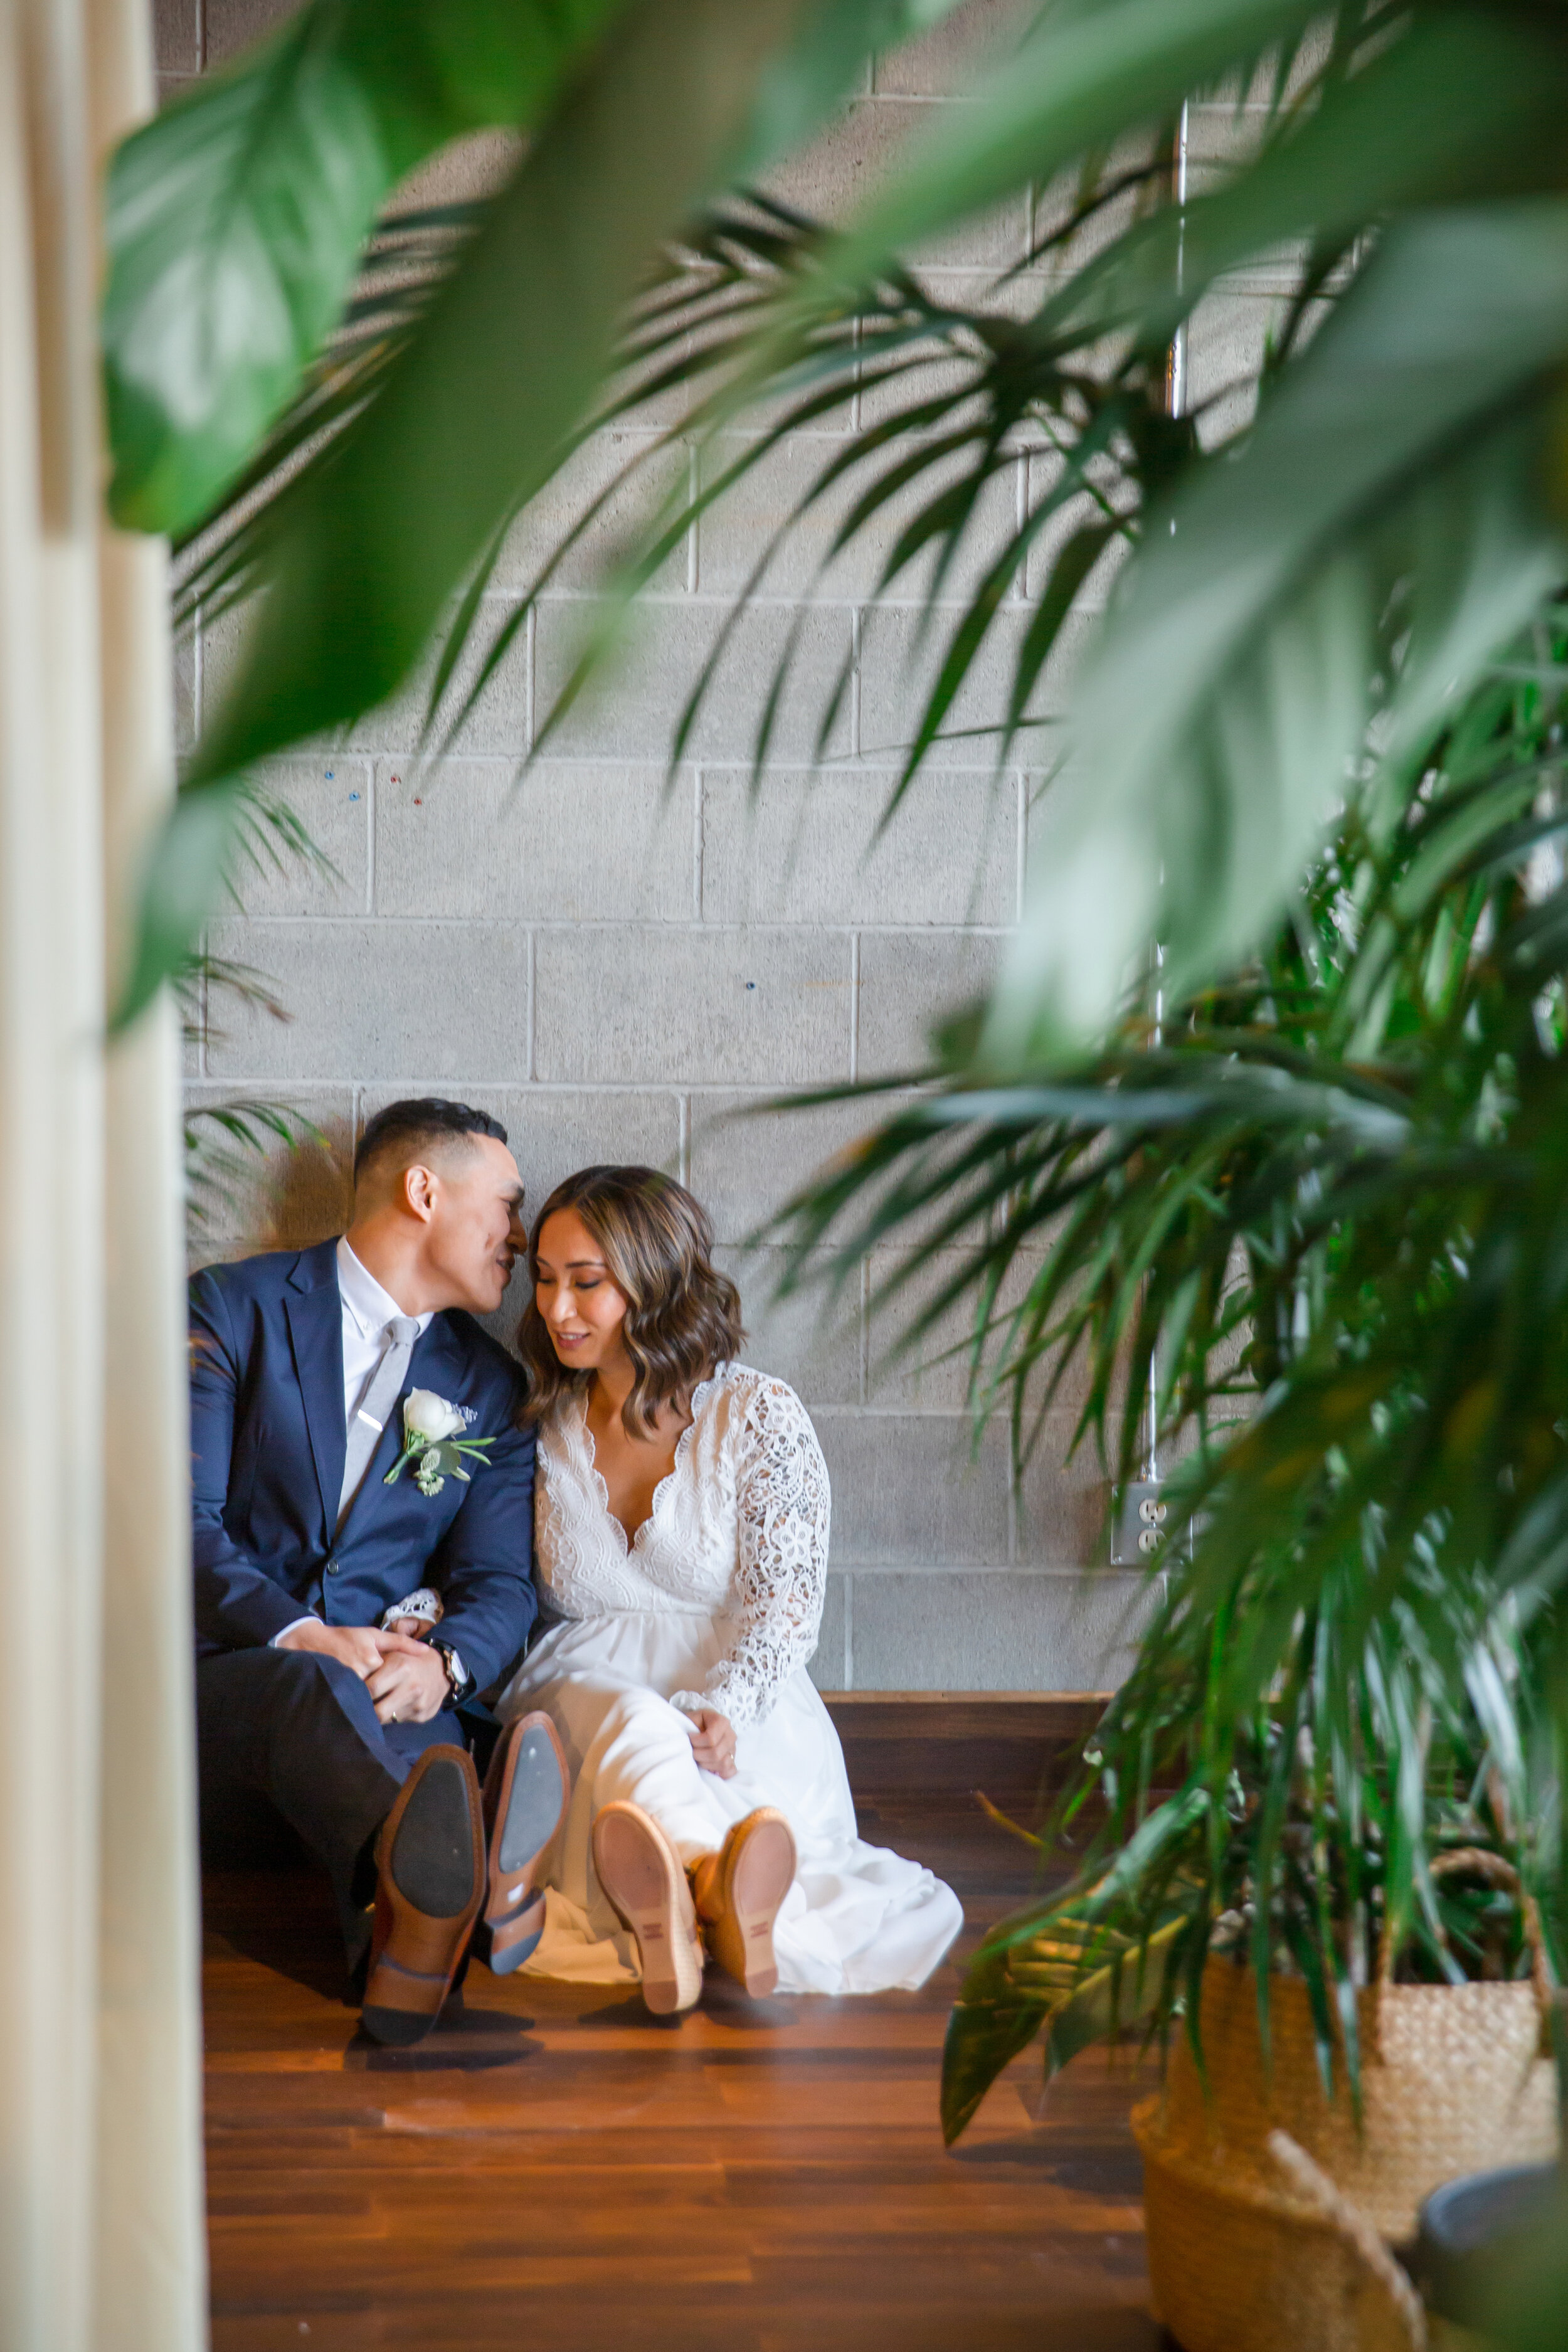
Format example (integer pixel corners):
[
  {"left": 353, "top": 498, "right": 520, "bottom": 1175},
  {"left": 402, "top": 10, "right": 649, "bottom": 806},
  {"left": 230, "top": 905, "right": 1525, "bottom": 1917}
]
[{"left": 168, "top": 0, "right": 1279, "bottom": 1692}]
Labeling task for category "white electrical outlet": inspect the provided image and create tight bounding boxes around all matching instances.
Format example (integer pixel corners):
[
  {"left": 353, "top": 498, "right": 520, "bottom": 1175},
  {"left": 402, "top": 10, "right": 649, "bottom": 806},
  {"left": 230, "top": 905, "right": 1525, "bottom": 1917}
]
[{"left": 1111, "top": 1480, "right": 1176, "bottom": 1565}]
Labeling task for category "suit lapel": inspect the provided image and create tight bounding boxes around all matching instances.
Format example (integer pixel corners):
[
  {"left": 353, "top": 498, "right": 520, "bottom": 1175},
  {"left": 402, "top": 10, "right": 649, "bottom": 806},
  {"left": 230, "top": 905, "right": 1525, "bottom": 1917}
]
[{"left": 284, "top": 1241, "right": 346, "bottom": 1537}]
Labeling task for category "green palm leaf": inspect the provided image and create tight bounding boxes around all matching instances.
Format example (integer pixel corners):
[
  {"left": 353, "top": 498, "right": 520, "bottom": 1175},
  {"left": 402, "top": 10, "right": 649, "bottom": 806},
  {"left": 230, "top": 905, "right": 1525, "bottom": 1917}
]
[
  {"left": 104, "top": 0, "right": 633, "bottom": 534},
  {"left": 990, "top": 206, "right": 1568, "bottom": 1056}
]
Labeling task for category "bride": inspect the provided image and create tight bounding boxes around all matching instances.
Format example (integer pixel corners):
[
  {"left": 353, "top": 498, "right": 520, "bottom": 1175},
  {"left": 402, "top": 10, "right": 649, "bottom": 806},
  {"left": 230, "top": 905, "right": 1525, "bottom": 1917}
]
[{"left": 495, "top": 1163, "right": 962, "bottom": 2013}]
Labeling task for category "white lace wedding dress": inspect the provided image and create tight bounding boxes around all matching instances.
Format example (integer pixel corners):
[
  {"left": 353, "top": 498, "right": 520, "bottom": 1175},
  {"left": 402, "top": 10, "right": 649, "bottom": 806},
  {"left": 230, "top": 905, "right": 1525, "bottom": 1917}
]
[{"left": 495, "top": 1363, "right": 963, "bottom": 1994}]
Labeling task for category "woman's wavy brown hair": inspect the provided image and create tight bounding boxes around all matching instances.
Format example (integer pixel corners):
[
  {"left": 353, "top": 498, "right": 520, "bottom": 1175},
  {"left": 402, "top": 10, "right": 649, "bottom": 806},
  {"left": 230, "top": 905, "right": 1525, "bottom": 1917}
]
[{"left": 518, "top": 1165, "right": 744, "bottom": 1435}]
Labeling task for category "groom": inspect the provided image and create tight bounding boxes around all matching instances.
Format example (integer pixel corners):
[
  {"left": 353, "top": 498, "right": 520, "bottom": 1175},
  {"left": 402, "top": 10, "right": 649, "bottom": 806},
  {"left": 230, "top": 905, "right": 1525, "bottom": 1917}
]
[{"left": 189, "top": 1098, "right": 567, "bottom": 2044}]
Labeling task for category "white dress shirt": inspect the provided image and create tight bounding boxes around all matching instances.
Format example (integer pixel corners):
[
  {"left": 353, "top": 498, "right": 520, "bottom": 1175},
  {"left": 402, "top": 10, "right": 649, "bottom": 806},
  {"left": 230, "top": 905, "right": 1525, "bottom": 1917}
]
[
  {"left": 270, "top": 1241, "right": 435, "bottom": 1650},
  {"left": 335, "top": 1236, "right": 435, "bottom": 1421}
]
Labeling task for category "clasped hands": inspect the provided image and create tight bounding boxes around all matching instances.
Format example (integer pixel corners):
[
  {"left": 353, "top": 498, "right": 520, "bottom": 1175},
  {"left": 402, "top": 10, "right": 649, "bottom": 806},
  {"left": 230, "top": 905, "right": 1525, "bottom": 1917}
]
[{"left": 276, "top": 1616, "right": 448, "bottom": 1724}]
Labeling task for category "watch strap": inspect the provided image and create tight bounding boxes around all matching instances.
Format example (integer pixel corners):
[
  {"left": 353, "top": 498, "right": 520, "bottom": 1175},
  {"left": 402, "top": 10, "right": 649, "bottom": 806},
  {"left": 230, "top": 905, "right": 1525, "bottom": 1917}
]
[{"left": 432, "top": 1640, "right": 470, "bottom": 1698}]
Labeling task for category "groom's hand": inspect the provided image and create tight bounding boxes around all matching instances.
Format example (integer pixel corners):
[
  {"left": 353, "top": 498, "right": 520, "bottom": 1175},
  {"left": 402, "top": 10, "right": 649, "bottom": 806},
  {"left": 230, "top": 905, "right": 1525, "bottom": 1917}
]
[
  {"left": 364, "top": 1631, "right": 449, "bottom": 1725},
  {"left": 275, "top": 1620, "right": 386, "bottom": 1678}
]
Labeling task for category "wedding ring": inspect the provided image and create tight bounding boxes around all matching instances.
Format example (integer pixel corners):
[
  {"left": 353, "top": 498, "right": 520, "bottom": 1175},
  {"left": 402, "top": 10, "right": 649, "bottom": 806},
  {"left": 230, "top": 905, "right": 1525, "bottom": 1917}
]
[{"left": 388, "top": 1708, "right": 398, "bottom": 1723}]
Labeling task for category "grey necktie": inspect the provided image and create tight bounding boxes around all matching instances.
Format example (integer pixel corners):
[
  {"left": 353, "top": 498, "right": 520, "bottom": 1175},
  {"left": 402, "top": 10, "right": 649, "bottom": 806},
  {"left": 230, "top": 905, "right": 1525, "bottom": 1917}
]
[{"left": 337, "top": 1315, "right": 421, "bottom": 1529}]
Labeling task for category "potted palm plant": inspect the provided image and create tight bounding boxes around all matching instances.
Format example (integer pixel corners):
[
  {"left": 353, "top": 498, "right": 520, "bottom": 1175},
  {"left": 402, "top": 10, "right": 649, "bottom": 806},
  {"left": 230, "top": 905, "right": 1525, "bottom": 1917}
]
[{"left": 765, "top": 641, "right": 1568, "bottom": 2349}]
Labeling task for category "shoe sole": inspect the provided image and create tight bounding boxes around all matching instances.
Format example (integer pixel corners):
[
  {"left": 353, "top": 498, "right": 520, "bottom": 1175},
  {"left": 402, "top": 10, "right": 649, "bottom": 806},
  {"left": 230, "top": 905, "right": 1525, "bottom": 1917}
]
[
  {"left": 362, "top": 1747, "right": 484, "bottom": 2047},
  {"left": 593, "top": 1804, "right": 703, "bottom": 2016},
  {"left": 481, "top": 1714, "right": 569, "bottom": 1976},
  {"left": 723, "top": 1813, "right": 796, "bottom": 1998}
]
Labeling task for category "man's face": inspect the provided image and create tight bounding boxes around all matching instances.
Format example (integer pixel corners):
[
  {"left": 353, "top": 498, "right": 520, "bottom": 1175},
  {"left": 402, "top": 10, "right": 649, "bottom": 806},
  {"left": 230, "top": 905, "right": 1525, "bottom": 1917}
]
[{"left": 421, "top": 1136, "right": 526, "bottom": 1315}]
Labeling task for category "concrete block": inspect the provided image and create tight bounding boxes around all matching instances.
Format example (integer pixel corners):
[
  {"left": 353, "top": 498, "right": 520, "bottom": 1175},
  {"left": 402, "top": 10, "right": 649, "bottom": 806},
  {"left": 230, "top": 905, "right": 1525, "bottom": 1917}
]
[
  {"left": 202, "top": 0, "right": 298, "bottom": 66},
  {"left": 152, "top": 0, "right": 199, "bottom": 75},
  {"left": 534, "top": 926, "right": 850, "bottom": 1087},
  {"left": 766, "top": 98, "right": 1029, "bottom": 272},
  {"left": 533, "top": 596, "right": 853, "bottom": 764},
  {"left": 386, "top": 129, "right": 520, "bottom": 213},
  {"left": 498, "top": 1087, "right": 683, "bottom": 1226},
  {"left": 375, "top": 760, "right": 694, "bottom": 922},
  {"left": 1015, "top": 1413, "right": 1113, "bottom": 1564},
  {"left": 866, "top": 1245, "right": 990, "bottom": 1411},
  {"left": 197, "top": 599, "right": 274, "bottom": 751},
  {"left": 807, "top": 1572, "right": 849, "bottom": 1692},
  {"left": 856, "top": 928, "right": 1005, "bottom": 1079},
  {"left": 1022, "top": 453, "right": 1130, "bottom": 609},
  {"left": 204, "top": 918, "right": 530, "bottom": 1082},
  {"left": 849, "top": 266, "right": 1059, "bottom": 433},
  {"left": 688, "top": 1089, "right": 899, "bottom": 1246},
  {"left": 1029, "top": 141, "right": 1156, "bottom": 283},
  {"left": 228, "top": 756, "right": 370, "bottom": 916},
  {"left": 181, "top": 985, "right": 203, "bottom": 1078},
  {"left": 495, "top": 431, "right": 691, "bottom": 598},
  {"left": 695, "top": 432, "right": 864, "bottom": 601},
  {"left": 872, "top": 0, "right": 1033, "bottom": 96},
  {"left": 716, "top": 1245, "right": 863, "bottom": 1407},
  {"left": 850, "top": 1567, "right": 1159, "bottom": 1690},
  {"left": 1184, "top": 105, "right": 1263, "bottom": 191},
  {"left": 1188, "top": 288, "right": 1283, "bottom": 450},
  {"left": 1205, "top": 26, "right": 1333, "bottom": 111},
  {"left": 172, "top": 620, "right": 198, "bottom": 757},
  {"left": 817, "top": 1408, "right": 1011, "bottom": 1565},
  {"left": 857, "top": 599, "right": 1091, "bottom": 771},
  {"left": 701, "top": 767, "right": 1016, "bottom": 927},
  {"left": 184, "top": 1083, "right": 355, "bottom": 1256},
  {"left": 695, "top": 430, "right": 1022, "bottom": 609}
]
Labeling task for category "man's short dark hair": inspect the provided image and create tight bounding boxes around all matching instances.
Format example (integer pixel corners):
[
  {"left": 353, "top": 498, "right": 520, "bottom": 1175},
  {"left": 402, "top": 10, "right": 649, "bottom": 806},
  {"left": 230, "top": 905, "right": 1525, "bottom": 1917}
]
[{"left": 354, "top": 1098, "right": 510, "bottom": 1184}]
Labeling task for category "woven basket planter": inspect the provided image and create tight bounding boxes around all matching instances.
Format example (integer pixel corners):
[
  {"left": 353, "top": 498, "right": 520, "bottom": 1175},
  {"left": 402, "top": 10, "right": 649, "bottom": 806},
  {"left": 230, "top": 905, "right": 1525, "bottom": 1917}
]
[{"left": 1133, "top": 1952, "right": 1559, "bottom": 2352}]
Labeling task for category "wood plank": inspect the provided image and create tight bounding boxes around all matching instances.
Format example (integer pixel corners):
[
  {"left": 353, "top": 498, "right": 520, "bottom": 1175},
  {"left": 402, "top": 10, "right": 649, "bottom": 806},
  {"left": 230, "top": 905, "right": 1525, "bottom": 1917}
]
[
  {"left": 201, "top": 1784, "right": 1157, "bottom": 2352},
  {"left": 821, "top": 1690, "right": 1110, "bottom": 1803}
]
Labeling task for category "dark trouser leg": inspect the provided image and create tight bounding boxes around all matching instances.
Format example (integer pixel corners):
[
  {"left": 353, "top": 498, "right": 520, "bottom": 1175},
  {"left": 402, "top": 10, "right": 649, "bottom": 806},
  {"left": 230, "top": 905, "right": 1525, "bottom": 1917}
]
[{"left": 196, "top": 1648, "right": 461, "bottom": 1964}]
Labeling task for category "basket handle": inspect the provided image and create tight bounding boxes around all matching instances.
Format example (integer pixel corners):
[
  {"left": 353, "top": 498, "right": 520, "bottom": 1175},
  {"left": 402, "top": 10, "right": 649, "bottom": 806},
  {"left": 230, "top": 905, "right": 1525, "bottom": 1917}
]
[
  {"left": 1267, "top": 2131, "right": 1427, "bottom": 2352},
  {"left": 1377, "top": 1847, "right": 1554, "bottom": 2023}
]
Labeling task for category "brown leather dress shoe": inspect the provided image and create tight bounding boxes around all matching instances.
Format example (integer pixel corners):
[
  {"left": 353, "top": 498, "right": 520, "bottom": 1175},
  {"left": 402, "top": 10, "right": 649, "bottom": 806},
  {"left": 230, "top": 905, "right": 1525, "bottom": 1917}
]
[
  {"left": 690, "top": 1808, "right": 797, "bottom": 1997},
  {"left": 591, "top": 1800, "right": 704, "bottom": 2016},
  {"left": 477, "top": 1712, "right": 570, "bottom": 1976},
  {"left": 362, "top": 1744, "right": 485, "bottom": 2047}
]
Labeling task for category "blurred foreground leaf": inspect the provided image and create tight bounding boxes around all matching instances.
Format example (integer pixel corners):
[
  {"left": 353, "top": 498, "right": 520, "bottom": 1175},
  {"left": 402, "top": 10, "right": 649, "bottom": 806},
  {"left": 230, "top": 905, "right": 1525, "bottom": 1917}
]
[{"left": 104, "top": 0, "right": 633, "bottom": 534}]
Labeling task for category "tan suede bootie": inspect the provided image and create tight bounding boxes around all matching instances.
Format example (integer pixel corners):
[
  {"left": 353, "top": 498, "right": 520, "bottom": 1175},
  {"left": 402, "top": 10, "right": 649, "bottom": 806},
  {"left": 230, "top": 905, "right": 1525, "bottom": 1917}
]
[{"left": 689, "top": 1808, "right": 797, "bottom": 1997}]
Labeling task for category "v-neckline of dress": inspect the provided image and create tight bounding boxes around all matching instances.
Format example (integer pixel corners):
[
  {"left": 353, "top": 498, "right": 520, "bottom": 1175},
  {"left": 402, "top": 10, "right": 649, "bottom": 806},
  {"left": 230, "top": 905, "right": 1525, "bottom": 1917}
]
[{"left": 578, "top": 1369, "right": 723, "bottom": 1555}]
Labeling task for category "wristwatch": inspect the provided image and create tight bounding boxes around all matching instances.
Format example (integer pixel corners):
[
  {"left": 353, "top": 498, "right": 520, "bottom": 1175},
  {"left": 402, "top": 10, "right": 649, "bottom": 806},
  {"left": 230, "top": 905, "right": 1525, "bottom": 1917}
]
[{"left": 431, "top": 1639, "right": 470, "bottom": 1701}]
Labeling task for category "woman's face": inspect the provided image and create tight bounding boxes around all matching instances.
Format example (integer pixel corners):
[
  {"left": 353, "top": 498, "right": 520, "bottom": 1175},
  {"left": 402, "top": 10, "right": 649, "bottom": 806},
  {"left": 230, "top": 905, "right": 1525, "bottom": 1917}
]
[{"left": 534, "top": 1208, "right": 631, "bottom": 1372}]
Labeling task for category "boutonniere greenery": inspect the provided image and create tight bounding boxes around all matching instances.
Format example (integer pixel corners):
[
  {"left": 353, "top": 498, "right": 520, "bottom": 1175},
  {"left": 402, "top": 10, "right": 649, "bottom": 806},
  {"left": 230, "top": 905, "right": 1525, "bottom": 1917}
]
[{"left": 384, "top": 1389, "right": 495, "bottom": 1498}]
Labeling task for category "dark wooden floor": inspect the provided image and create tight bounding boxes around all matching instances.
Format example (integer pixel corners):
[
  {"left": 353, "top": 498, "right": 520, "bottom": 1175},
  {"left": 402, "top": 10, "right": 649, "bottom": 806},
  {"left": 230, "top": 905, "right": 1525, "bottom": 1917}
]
[{"left": 203, "top": 1772, "right": 1160, "bottom": 2352}]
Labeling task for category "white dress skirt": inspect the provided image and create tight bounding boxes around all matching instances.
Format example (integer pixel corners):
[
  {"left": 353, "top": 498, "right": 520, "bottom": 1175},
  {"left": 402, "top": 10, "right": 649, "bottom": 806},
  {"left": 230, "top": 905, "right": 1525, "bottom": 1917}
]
[{"left": 495, "top": 1364, "right": 963, "bottom": 1996}]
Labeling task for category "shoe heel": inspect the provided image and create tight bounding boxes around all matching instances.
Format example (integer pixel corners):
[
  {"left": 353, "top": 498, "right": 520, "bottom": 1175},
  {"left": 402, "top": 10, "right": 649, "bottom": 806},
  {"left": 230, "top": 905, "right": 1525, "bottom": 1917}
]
[
  {"left": 620, "top": 1902, "right": 686, "bottom": 2015},
  {"left": 726, "top": 1814, "right": 795, "bottom": 1998},
  {"left": 484, "top": 1890, "right": 547, "bottom": 1977},
  {"left": 592, "top": 1802, "right": 704, "bottom": 2016}
]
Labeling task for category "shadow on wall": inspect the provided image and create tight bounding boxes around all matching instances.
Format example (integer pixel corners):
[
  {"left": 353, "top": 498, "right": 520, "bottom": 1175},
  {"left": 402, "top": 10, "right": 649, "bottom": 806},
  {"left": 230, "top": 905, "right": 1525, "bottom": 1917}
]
[
  {"left": 266, "top": 1119, "right": 354, "bottom": 1245},
  {"left": 191, "top": 1113, "right": 354, "bottom": 1271}
]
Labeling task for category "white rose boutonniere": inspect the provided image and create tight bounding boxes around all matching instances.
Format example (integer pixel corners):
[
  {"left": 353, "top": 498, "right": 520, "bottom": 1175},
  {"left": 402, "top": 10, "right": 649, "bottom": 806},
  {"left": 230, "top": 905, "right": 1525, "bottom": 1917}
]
[{"left": 384, "top": 1389, "right": 495, "bottom": 1498}]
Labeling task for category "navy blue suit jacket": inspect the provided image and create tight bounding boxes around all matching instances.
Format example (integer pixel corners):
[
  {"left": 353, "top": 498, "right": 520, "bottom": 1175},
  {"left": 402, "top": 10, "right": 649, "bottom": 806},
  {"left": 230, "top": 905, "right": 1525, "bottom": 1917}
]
[{"left": 189, "top": 1238, "right": 538, "bottom": 1693}]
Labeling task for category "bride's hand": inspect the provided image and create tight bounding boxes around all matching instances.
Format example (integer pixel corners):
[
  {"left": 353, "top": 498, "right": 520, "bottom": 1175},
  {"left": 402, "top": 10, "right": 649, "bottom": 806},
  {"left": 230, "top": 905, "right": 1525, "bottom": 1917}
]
[{"left": 686, "top": 1707, "right": 736, "bottom": 1778}]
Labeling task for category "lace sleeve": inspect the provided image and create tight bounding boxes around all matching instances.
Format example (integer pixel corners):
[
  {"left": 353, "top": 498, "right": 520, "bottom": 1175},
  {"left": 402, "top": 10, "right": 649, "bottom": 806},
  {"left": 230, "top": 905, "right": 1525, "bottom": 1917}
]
[{"left": 671, "top": 1374, "right": 830, "bottom": 1729}]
